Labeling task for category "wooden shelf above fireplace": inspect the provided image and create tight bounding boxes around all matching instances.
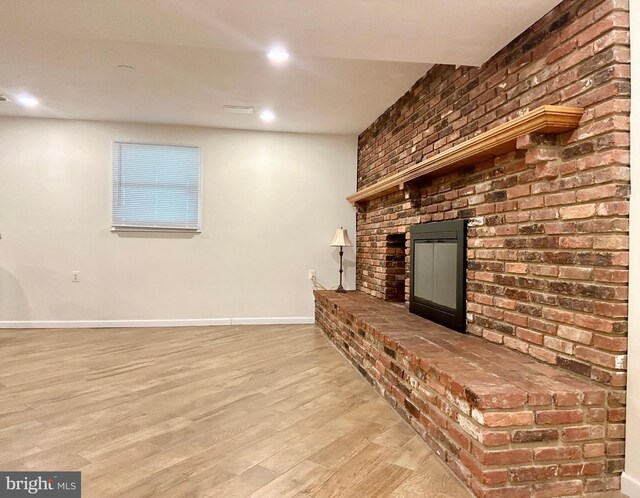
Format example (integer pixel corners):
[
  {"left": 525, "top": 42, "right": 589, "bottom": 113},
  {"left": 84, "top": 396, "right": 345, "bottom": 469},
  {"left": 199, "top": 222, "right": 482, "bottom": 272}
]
[{"left": 347, "top": 105, "right": 584, "bottom": 205}]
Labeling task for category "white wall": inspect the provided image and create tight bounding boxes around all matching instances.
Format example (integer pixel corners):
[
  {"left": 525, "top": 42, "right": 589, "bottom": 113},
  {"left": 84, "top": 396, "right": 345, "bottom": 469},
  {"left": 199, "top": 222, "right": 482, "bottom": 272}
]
[
  {"left": 0, "top": 117, "right": 357, "bottom": 325},
  {"left": 625, "top": 1, "right": 640, "bottom": 496}
]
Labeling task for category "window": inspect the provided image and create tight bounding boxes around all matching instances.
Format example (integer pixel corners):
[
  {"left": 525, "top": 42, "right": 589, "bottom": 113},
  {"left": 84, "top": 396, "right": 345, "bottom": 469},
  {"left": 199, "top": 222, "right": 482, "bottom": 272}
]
[{"left": 112, "top": 142, "right": 201, "bottom": 231}]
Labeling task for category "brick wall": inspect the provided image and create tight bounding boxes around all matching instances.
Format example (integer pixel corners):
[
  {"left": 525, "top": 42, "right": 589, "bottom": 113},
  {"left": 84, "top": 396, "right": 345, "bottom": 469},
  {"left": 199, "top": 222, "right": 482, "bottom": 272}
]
[
  {"left": 354, "top": 0, "right": 629, "bottom": 488},
  {"left": 356, "top": 0, "right": 629, "bottom": 385}
]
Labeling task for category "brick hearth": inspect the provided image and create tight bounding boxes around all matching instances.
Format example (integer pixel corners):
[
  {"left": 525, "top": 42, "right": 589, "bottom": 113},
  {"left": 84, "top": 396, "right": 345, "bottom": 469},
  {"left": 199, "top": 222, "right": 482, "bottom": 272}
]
[{"left": 315, "top": 290, "right": 613, "bottom": 497}]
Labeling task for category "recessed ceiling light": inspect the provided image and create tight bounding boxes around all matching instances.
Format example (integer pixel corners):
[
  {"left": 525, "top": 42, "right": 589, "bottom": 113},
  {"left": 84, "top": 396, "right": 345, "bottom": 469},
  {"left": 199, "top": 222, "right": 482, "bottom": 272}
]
[
  {"left": 267, "top": 48, "right": 290, "bottom": 64},
  {"left": 223, "top": 105, "right": 254, "bottom": 114},
  {"left": 117, "top": 64, "right": 135, "bottom": 71},
  {"left": 260, "top": 109, "right": 276, "bottom": 122},
  {"left": 16, "top": 95, "right": 39, "bottom": 108}
]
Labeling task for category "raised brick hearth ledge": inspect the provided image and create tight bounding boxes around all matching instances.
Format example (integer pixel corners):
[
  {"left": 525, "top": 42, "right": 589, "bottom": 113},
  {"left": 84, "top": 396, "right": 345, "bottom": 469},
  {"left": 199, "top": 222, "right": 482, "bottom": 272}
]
[{"left": 315, "top": 290, "right": 611, "bottom": 497}]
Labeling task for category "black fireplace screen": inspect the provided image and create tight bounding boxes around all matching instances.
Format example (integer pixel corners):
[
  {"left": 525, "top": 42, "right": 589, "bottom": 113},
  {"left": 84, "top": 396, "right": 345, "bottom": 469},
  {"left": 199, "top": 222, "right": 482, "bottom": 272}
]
[{"left": 409, "top": 220, "right": 466, "bottom": 332}]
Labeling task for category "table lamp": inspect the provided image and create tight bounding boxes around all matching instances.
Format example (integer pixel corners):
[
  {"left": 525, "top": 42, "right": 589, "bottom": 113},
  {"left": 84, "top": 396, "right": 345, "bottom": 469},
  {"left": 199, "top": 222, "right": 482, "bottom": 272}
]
[{"left": 330, "top": 227, "right": 352, "bottom": 293}]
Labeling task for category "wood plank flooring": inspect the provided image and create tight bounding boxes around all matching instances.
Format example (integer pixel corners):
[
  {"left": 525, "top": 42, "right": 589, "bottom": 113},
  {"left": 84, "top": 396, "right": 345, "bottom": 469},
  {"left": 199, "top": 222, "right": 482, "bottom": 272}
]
[{"left": 0, "top": 324, "right": 477, "bottom": 497}]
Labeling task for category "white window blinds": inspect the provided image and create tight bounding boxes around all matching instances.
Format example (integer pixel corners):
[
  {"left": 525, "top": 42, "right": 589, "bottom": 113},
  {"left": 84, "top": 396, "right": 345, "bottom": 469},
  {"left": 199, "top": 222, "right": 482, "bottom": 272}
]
[{"left": 112, "top": 142, "right": 201, "bottom": 230}]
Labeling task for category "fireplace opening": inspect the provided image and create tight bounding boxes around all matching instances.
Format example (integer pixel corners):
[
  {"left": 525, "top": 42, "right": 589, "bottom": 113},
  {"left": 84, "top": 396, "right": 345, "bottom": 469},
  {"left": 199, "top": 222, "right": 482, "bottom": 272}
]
[
  {"left": 409, "top": 220, "right": 466, "bottom": 332},
  {"left": 383, "top": 233, "right": 406, "bottom": 302}
]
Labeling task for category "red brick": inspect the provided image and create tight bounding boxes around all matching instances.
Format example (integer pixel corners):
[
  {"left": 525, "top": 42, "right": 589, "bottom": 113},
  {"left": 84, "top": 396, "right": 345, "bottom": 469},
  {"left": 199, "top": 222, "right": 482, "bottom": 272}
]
[
  {"left": 503, "top": 336, "right": 529, "bottom": 354},
  {"left": 593, "top": 268, "right": 629, "bottom": 283},
  {"left": 606, "top": 440, "right": 626, "bottom": 457},
  {"left": 574, "top": 314, "right": 615, "bottom": 333},
  {"left": 608, "top": 407, "right": 626, "bottom": 422},
  {"left": 505, "top": 263, "right": 528, "bottom": 274},
  {"left": 593, "top": 301, "right": 627, "bottom": 318},
  {"left": 528, "top": 345, "right": 557, "bottom": 364},
  {"left": 534, "top": 446, "right": 581, "bottom": 461},
  {"left": 518, "top": 196, "right": 544, "bottom": 210},
  {"left": 545, "top": 191, "right": 575, "bottom": 206},
  {"left": 530, "top": 265, "right": 559, "bottom": 277},
  {"left": 593, "top": 335, "right": 627, "bottom": 352},
  {"left": 473, "top": 446, "right": 532, "bottom": 466},
  {"left": 460, "top": 449, "right": 508, "bottom": 484},
  {"left": 576, "top": 184, "right": 624, "bottom": 203},
  {"left": 543, "top": 336, "right": 573, "bottom": 355},
  {"left": 503, "top": 312, "right": 528, "bottom": 327},
  {"left": 480, "top": 430, "right": 511, "bottom": 448},
  {"left": 479, "top": 411, "right": 534, "bottom": 428},
  {"left": 512, "top": 429, "right": 559, "bottom": 444},
  {"left": 584, "top": 478, "right": 605, "bottom": 494},
  {"left": 592, "top": 367, "right": 626, "bottom": 387},
  {"left": 470, "top": 480, "right": 530, "bottom": 498},
  {"left": 447, "top": 422, "right": 471, "bottom": 451},
  {"left": 575, "top": 346, "right": 626, "bottom": 369},
  {"left": 584, "top": 443, "right": 605, "bottom": 458},
  {"left": 465, "top": 387, "right": 527, "bottom": 409},
  {"left": 557, "top": 325, "right": 593, "bottom": 345},
  {"left": 516, "top": 328, "right": 544, "bottom": 345},
  {"left": 563, "top": 425, "right": 606, "bottom": 442},
  {"left": 532, "top": 480, "right": 583, "bottom": 498},
  {"left": 587, "top": 407, "right": 606, "bottom": 423},
  {"left": 482, "top": 330, "right": 504, "bottom": 344},
  {"left": 559, "top": 235, "right": 592, "bottom": 248},
  {"left": 597, "top": 201, "right": 629, "bottom": 216},
  {"left": 542, "top": 308, "right": 574, "bottom": 323},
  {"left": 535, "top": 409, "right": 584, "bottom": 425},
  {"left": 559, "top": 461, "right": 605, "bottom": 477},
  {"left": 554, "top": 392, "right": 580, "bottom": 407},
  {"left": 608, "top": 423, "right": 626, "bottom": 439},
  {"left": 593, "top": 235, "right": 629, "bottom": 250},
  {"left": 510, "top": 465, "right": 558, "bottom": 483},
  {"left": 559, "top": 204, "right": 596, "bottom": 219}
]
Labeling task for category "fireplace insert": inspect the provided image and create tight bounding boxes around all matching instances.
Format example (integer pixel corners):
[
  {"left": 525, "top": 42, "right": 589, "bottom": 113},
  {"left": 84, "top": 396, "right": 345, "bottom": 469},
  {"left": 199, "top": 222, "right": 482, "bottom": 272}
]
[{"left": 409, "top": 219, "right": 466, "bottom": 332}]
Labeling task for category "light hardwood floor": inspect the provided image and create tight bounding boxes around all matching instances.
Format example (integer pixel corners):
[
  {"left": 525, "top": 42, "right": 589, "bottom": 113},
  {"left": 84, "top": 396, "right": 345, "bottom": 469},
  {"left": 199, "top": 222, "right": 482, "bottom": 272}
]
[{"left": 0, "top": 324, "right": 475, "bottom": 497}]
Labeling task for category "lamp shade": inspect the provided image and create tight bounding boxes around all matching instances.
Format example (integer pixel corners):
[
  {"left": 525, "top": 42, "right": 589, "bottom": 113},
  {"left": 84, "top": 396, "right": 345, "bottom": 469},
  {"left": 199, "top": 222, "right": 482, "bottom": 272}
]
[{"left": 330, "top": 228, "right": 352, "bottom": 247}]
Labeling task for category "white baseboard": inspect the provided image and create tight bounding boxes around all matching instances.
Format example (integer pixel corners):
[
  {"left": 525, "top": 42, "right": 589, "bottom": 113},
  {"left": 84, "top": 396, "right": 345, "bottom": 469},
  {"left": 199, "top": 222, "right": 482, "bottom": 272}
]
[
  {"left": 0, "top": 317, "right": 315, "bottom": 329},
  {"left": 230, "top": 317, "right": 315, "bottom": 325},
  {"left": 0, "top": 318, "right": 232, "bottom": 329},
  {"left": 622, "top": 471, "right": 640, "bottom": 498}
]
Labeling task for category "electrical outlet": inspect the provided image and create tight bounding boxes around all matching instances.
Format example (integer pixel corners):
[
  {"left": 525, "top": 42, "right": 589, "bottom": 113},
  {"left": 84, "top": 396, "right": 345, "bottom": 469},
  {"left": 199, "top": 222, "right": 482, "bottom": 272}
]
[
  {"left": 72, "top": 271, "right": 80, "bottom": 283},
  {"left": 308, "top": 270, "right": 316, "bottom": 281}
]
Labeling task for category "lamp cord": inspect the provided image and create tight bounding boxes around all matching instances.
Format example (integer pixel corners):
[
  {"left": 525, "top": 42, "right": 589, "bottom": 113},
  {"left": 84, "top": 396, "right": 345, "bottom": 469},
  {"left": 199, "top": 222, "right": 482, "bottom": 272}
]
[{"left": 311, "top": 275, "right": 338, "bottom": 291}]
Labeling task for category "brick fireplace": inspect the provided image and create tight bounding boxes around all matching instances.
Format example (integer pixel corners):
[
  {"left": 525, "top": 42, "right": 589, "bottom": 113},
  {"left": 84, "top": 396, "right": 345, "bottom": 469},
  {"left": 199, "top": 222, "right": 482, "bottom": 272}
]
[{"left": 315, "top": 0, "right": 630, "bottom": 496}]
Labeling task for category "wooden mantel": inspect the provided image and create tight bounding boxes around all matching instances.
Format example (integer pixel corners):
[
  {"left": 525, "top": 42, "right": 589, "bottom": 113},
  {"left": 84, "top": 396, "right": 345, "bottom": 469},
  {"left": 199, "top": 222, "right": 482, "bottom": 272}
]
[{"left": 347, "top": 105, "right": 584, "bottom": 205}]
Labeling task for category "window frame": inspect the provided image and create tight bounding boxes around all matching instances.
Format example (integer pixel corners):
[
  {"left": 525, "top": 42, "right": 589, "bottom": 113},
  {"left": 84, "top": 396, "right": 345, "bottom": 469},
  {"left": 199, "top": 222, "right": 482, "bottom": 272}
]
[{"left": 110, "top": 140, "right": 203, "bottom": 233}]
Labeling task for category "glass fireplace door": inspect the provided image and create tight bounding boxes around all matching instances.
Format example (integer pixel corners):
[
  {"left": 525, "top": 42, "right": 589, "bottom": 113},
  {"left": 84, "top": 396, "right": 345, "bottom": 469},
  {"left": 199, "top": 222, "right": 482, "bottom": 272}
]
[{"left": 413, "top": 240, "right": 457, "bottom": 310}]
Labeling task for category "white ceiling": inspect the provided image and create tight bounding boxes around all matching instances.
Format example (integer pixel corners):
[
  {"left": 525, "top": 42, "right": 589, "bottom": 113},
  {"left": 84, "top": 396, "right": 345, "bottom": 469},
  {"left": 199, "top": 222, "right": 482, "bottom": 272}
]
[{"left": 0, "top": 0, "right": 562, "bottom": 134}]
